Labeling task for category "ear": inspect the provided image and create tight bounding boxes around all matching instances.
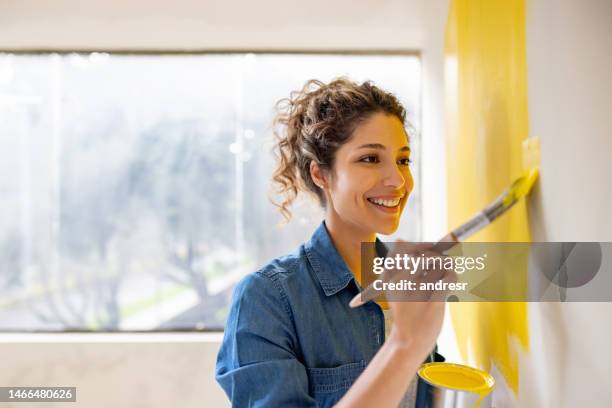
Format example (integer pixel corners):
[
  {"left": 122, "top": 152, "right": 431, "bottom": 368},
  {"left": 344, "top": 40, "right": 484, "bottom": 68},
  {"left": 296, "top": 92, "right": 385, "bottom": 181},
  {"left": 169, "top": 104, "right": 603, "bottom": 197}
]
[{"left": 310, "top": 160, "right": 327, "bottom": 189}]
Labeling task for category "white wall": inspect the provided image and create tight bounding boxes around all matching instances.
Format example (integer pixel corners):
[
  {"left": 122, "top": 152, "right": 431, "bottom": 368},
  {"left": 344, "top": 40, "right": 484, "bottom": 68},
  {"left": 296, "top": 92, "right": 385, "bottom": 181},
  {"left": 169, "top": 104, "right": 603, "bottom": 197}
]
[
  {"left": 419, "top": 0, "right": 460, "bottom": 366},
  {"left": 499, "top": 0, "right": 612, "bottom": 406},
  {"left": 527, "top": 0, "right": 612, "bottom": 243},
  {"left": 0, "top": 333, "right": 228, "bottom": 408},
  {"left": 420, "top": 0, "right": 449, "bottom": 241},
  {"left": 0, "top": 0, "right": 425, "bottom": 51}
]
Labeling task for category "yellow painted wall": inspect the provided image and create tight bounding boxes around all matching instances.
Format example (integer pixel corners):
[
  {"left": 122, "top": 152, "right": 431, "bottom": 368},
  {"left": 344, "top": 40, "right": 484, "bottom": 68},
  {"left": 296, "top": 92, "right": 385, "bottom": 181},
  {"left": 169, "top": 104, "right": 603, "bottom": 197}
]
[{"left": 444, "top": 0, "right": 530, "bottom": 394}]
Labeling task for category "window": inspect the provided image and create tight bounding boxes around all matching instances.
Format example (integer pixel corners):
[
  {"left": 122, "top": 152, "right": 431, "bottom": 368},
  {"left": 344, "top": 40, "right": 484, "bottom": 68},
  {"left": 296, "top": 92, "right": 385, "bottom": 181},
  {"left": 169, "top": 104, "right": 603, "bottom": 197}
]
[{"left": 0, "top": 52, "right": 421, "bottom": 331}]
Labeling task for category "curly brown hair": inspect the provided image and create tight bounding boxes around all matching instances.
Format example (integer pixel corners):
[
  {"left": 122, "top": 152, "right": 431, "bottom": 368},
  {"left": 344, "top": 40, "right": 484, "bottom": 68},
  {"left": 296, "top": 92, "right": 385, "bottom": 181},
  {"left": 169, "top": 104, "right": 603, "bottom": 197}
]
[{"left": 271, "top": 77, "right": 409, "bottom": 221}]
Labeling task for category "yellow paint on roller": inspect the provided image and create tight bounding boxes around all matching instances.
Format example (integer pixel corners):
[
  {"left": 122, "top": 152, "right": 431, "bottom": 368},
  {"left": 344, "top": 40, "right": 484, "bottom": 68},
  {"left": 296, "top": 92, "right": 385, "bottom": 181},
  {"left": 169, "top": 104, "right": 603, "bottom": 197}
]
[
  {"left": 445, "top": 0, "right": 531, "bottom": 395},
  {"left": 418, "top": 362, "right": 495, "bottom": 407}
]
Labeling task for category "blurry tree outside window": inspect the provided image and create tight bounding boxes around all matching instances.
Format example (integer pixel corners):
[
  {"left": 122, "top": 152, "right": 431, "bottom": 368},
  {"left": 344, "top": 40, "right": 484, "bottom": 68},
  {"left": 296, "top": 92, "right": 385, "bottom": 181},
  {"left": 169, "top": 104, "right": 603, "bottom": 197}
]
[{"left": 0, "top": 53, "right": 421, "bottom": 331}]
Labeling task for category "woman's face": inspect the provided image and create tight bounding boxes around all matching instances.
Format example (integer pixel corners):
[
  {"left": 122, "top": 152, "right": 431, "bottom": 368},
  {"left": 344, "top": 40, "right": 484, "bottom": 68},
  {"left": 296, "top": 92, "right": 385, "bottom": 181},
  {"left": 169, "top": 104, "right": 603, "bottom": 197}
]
[{"left": 323, "top": 112, "right": 413, "bottom": 235}]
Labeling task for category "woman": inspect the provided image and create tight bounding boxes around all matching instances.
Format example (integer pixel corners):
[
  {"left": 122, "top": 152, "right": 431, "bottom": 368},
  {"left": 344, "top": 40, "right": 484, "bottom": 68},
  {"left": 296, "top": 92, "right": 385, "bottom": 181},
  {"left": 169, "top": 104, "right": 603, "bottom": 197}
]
[{"left": 216, "top": 78, "right": 453, "bottom": 407}]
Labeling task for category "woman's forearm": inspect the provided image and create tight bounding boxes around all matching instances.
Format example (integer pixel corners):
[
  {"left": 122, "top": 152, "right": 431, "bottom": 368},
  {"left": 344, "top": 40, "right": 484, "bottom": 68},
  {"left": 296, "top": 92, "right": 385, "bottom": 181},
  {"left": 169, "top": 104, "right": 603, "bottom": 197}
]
[{"left": 334, "top": 332, "right": 423, "bottom": 408}]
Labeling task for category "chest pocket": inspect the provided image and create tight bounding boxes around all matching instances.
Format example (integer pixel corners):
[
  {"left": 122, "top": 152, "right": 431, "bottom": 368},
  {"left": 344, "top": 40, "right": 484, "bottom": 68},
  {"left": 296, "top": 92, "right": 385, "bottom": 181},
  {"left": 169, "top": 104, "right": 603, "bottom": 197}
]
[{"left": 306, "top": 360, "right": 366, "bottom": 407}]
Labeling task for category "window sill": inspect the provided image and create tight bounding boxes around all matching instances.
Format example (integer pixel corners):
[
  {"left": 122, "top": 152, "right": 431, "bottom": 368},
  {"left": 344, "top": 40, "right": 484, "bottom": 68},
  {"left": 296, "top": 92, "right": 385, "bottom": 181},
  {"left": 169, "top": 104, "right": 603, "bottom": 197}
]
[{"left": 0, "top": 331, "right": 224, "bottom": 343}]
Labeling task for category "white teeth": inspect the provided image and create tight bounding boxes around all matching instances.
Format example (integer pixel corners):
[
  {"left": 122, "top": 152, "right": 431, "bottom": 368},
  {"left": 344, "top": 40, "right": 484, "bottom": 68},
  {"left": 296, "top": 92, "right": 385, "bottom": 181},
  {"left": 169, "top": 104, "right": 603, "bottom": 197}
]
[{"left": 368, "top": 198, "right": 400, "bottom": 207}]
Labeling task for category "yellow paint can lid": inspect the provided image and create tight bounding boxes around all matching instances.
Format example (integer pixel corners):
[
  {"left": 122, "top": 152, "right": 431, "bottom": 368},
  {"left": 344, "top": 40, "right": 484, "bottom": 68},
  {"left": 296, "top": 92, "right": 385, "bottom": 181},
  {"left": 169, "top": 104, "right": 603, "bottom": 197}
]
[{"left": 418, "top": 362, "right": 495, "bottom": 394}]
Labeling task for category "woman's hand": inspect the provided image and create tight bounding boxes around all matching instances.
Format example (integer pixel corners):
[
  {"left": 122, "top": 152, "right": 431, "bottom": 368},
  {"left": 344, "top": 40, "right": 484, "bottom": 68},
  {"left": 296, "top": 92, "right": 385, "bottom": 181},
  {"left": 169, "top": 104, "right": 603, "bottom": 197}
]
[
  {"left": 335, "top": 241, "right": 457, "bottom": 408},
  {"left": 380, "top": 240, "right": 457, "bottom": 362}
]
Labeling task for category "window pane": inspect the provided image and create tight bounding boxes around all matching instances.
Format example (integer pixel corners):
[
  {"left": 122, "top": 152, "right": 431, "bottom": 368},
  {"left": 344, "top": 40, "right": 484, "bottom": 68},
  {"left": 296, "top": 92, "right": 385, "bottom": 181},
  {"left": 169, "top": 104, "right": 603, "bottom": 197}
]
[{"left": 0, "top": 53, "right": 421, "bottom": 331}]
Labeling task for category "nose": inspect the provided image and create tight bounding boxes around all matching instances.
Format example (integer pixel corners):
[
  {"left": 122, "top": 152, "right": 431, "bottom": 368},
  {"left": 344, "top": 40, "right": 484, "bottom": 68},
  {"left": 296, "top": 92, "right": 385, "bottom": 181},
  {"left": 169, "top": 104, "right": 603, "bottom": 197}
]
[{"left": 382, "top": 162, "right": 407, "bottom": 190}]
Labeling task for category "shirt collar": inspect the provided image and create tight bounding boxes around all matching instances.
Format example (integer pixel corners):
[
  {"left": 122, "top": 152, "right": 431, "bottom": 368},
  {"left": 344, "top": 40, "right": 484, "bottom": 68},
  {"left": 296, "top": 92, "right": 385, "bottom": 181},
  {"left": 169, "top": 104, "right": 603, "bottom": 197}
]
[{"left": 304, "top": 221, "right": 388, "bottom": 296}]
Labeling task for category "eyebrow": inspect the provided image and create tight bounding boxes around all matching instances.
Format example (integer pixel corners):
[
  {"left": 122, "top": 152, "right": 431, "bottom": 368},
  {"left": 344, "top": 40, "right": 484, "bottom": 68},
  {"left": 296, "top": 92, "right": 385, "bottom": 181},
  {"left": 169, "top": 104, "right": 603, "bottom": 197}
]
[{"left": 357, "top": 143, "right": 411, "bottom": 152}]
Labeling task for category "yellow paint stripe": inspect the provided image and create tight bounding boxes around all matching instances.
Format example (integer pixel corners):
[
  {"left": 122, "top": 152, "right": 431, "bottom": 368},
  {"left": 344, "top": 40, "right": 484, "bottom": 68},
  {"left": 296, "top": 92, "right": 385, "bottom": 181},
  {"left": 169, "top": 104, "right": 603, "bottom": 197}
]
[{"left": 445, "top": 0, "right": 531, "bottom": 394}]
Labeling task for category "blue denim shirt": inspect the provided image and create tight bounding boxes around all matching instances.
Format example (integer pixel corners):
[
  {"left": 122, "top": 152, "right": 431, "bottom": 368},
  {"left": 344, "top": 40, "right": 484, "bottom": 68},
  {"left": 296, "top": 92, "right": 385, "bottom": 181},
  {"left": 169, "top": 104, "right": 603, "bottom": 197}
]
[{"left": 216, "top": 221, "right": 443, "bottom": 407}]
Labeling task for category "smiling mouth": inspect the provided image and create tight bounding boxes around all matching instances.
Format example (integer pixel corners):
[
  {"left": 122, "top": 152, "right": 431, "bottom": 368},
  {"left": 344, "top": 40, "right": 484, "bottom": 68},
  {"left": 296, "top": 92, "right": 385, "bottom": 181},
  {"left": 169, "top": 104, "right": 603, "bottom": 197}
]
[{"left": 366, "top": 197, "right": 402, "bottom": 208}]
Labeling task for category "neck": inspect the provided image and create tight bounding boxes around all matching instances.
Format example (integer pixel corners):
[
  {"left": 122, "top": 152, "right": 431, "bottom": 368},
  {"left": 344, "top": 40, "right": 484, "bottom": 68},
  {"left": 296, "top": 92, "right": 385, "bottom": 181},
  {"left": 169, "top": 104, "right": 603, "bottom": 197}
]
[{"left": 324, "top": 211, "right": 377, "bottom": 286}]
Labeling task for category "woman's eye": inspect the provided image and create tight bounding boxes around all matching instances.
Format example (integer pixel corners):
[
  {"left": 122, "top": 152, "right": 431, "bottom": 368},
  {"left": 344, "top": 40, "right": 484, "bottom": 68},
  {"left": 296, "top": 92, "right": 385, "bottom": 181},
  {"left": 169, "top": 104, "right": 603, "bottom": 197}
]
[
  {"left": 398, "top": 158, "right": 412, "bottom": 166},
  {"left": 360, "top": 155, "right": 379, "bottom": 163}
]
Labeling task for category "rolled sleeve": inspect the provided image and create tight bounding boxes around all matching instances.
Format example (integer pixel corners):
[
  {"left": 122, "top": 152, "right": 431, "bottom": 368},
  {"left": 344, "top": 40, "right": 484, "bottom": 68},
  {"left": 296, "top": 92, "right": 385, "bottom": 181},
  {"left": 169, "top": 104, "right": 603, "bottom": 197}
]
[{"left": 216, "top": 271, "right": 317, "bottom": 407}]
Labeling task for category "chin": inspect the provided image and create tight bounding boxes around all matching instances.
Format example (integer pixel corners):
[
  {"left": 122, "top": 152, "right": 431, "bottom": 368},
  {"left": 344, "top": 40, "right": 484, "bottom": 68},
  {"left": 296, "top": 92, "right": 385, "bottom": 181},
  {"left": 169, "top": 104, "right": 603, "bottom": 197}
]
[{"left": 376, "top": 223, "right": 399, "bottom": 236}]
